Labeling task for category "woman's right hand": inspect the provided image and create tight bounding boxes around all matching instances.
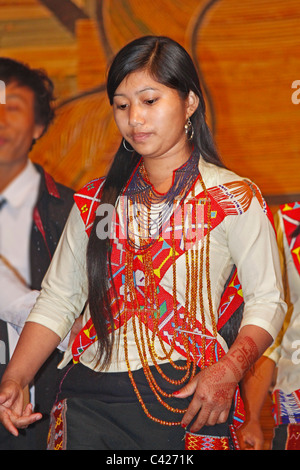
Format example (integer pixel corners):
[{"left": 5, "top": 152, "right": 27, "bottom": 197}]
[{"left": 0, "top": 380, "right": 42, "bottom": 437}]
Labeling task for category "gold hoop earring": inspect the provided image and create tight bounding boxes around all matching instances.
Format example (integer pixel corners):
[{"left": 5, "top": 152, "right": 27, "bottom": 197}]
[
  {"left": 184, "top": 117, "right": 194, "bottom": 141},
  {"left": 123, "top": 139, "right": 134, "bottom": 152}
]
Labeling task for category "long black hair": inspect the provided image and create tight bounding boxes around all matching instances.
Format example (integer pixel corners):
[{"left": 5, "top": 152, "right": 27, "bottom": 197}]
[{"left": 86, "top": 36, "right": 224, "bottom": 368}]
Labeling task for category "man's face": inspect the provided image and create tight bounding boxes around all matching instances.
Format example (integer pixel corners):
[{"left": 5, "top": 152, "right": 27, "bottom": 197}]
[{"left": 0, "top": 81, "right": 44, "bottom": 167}]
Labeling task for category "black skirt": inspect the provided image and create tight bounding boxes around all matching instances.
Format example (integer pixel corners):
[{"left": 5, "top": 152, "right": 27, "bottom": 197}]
[{"left": 47, "top": 361, "right": 238, "bottom": 450}]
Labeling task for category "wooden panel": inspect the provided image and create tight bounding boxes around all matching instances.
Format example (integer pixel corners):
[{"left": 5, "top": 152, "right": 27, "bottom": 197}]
[
  {"left": 196, "top": 0, "right": 300, "bottom": 197},
  {"left": 0, "top": 18, "right": 74, "bottom": 48},
  {"left": 38, "top": 0, "right": 89, "bottom": 35},
  {"left": 31, "top": 91, "right": 121, "bottom": 189},
  {"left": 101, "top": 0, "right": 203, "bottom": 54},
  {"left": 0, "top": 0, "right": 78, "bottom": 100},
  {"left": 0, "top": 45, "right": 77, "bottom": 71},
  {"left": 0, "top": 5, "right": 50, "bottom": 20},
  {"left": 1, "top": 0, "right": 299, "bottom": 202},
  {"left": 76, "top": 19, "right": 108, "bottom": 90},
  {"left": 0, "top": 0, "right": 39, "bottom": 5},
  {"left": 0, "top": 45, "right": 78, "bottom": 99}
]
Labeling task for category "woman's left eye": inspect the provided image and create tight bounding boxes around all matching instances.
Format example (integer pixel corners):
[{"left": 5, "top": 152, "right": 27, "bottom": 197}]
[{"left": 145, "top": 98, "right": 157, "bottom": 105}]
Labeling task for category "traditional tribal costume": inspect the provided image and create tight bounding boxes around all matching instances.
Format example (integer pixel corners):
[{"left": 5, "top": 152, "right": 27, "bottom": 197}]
[
  {"left": 265, "top": 203, "right": 300, "bottom": 450},
  {"left": 27, "top": 153, "right": 285, "bottom": 450}
]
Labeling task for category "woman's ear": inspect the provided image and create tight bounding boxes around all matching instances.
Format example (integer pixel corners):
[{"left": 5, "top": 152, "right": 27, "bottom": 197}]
[{"left": 186, "top": 91, "right": 199, "bottom": 118}]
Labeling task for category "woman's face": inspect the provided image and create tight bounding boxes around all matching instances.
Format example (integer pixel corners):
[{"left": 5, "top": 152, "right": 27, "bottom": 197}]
[{"left": 113, "top": 69, "right": 198, "bottom": 162}]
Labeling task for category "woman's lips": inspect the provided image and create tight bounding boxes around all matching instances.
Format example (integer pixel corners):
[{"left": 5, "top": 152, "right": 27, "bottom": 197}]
[{"left": 131, "top": 132, "right": 151, "bottom": 143}]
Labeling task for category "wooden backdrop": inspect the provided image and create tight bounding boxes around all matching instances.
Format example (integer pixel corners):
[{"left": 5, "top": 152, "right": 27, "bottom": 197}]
[{"left": 1, "top": 0, "right": 300, "bottom": 207}]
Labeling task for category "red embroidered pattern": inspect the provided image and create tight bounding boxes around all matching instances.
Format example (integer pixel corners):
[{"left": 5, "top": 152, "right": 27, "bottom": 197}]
[
  {"left": 71, "top": 178, "right": 246, "bottom": 364},
  {"left": 280, "top": 202, "right": 300, "bottom": 276},
  {"left": 185, "top": 425, "right": 240, "bottom": 450},
  {"left": 47, "top": 399, "right": 67, "bottom": 450},
  {"left": 286, "top": 424, "right": 300, "bottom": 450}
]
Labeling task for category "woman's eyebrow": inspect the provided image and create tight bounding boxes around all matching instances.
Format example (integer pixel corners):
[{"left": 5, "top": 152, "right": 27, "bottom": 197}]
[{"left": 114, "top": 87, "right": 159, "bottom": 98}]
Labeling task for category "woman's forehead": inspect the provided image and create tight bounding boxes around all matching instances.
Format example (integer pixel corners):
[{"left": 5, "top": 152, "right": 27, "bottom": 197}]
[{"left": 115, "top": 70, "right": 169, "bottom": 96}]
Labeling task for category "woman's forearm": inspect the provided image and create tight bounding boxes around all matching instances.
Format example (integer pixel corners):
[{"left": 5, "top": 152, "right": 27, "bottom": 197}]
[
  {"left": 1, "top": 321, "right": 61, "bottom": 389},
  {"left": 221, "top": 325, "right": 273, "bottom": 382}
]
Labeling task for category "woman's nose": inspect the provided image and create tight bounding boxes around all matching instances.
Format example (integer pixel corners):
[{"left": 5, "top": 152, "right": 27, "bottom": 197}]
[{"left": 128, "top": 105, "right": 144, "bottom": 126}]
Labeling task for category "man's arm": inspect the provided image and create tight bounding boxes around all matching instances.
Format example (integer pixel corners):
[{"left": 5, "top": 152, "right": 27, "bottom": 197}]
[{"left": 0, "top": 258, "right": 39, "bottom": 332}]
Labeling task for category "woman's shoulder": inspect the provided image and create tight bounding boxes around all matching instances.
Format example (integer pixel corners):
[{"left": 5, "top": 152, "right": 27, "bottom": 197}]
[
  {"left": 199, "top": 157, "right": 245, "bottom": 188},
  {"left": 198, "top": 156, "right": 269, "bottom": 218},
  {"left": 75, "top": 176, "right": 106, "bottom": 197},
  {"left": 73, "top": 177, "right": 106, "bottom": 235}
]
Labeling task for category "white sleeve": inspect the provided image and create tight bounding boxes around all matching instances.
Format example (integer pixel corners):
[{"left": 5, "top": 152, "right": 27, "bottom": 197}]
[
  {"left": 225, "top": 197, "right": 286, "bottom": 340},
  {"left": 0, "top": 258, "right": 39, "bottom": 332}
]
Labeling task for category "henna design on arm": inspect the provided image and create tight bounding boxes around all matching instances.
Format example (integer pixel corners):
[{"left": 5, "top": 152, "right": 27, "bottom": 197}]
[{"left": 224, "top": 336, "right": 259, "bottom": 381}]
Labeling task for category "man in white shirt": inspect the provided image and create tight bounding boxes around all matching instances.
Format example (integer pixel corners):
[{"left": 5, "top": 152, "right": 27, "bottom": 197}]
[{"left": 0, "top": 57, "right": 74, "bottom": 449}]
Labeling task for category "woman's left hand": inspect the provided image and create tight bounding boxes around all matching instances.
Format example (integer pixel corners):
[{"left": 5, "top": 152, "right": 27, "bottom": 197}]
[
  {"left": 173, "top": 327, "right": 271, "bottom": 433},
  {"left": 173, "top": 359, "right": 238, "bottom": 432}
]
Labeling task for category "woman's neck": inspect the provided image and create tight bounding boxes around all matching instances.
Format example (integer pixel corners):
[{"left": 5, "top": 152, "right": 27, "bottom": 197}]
[{"left": 142, "top": 147, "right": 192, "bottom": 193}]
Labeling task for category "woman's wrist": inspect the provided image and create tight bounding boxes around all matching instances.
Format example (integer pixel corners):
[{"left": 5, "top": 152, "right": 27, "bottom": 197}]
[{"left": 222, "top": 335, "right": 260, "bottom": 383}]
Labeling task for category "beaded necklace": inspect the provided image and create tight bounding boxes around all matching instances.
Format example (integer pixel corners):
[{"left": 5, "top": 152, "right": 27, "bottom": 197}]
[
  {"left": 121, "top": 153, "right": 216, "bottom": 426},
  {"left": 124, "top": 151, "right": 200, "bottom": 250}
]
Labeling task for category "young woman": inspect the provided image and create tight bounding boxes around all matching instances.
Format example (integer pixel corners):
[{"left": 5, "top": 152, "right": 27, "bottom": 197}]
[{"left": 0, "top": 36, "right": 286, "bottom": 450}]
